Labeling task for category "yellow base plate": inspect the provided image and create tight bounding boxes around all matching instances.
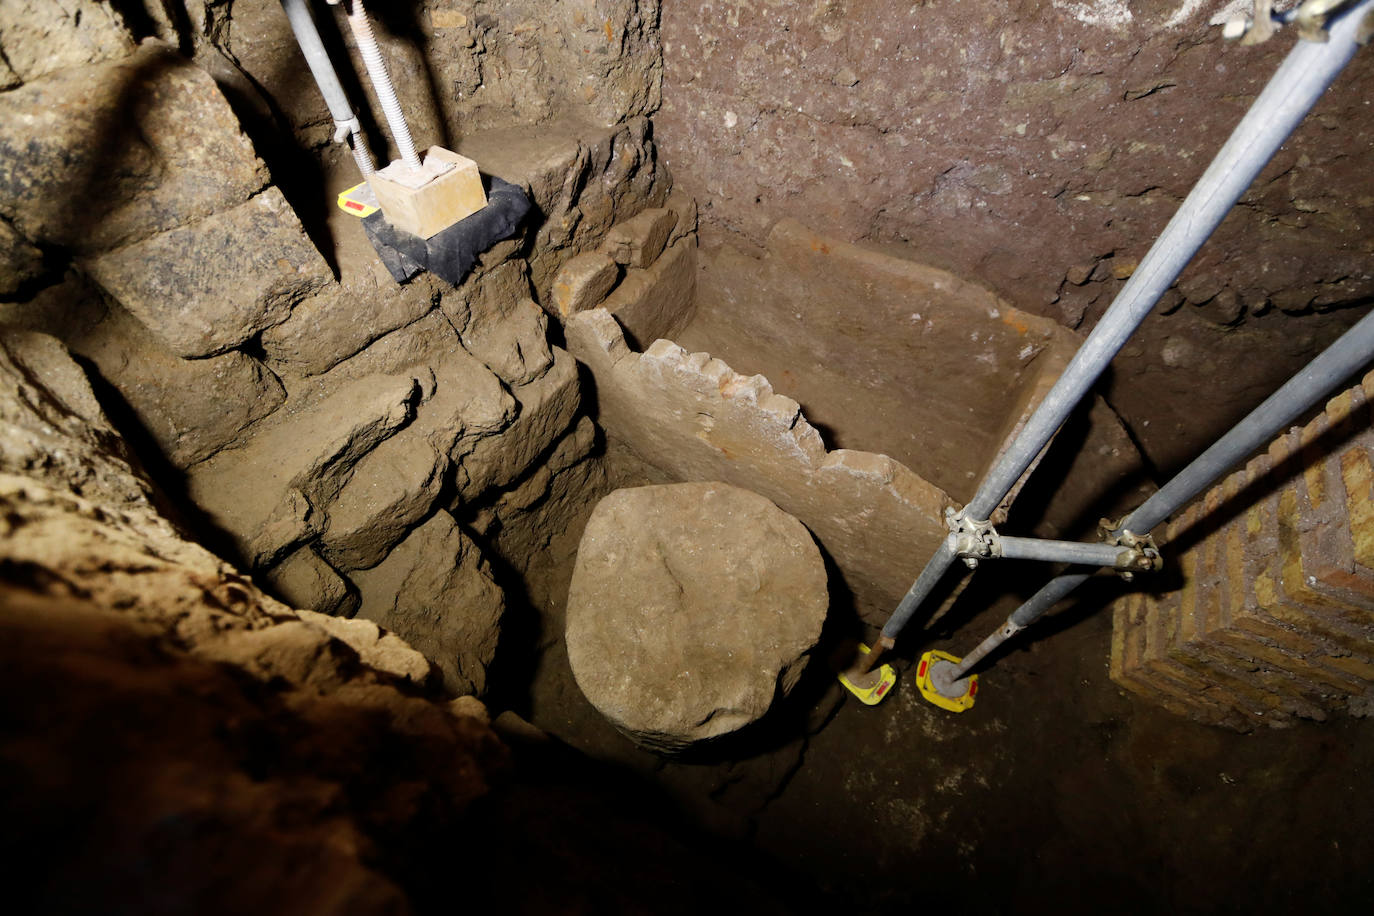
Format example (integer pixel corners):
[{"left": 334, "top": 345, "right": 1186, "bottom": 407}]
[
  {"left": 837, "top": 642, "right": 897, "bottom": 706},
  {"left": 916, "top": 649, "right": 978, "bottom": 713},
  {"left": 336, "top": 181, "right": 380, "bottom": 218}
]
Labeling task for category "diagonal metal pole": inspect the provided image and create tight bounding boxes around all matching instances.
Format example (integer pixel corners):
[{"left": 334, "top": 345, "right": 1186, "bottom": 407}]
[
  {"left": 279, "top": 0, "right": 376, "bottom": 177},
  {"left": 945, "top": 301, "right": 1374, "bottom": 684},
  {"left": 863, "top": 0, "right": 1374, "bottom": 674}
]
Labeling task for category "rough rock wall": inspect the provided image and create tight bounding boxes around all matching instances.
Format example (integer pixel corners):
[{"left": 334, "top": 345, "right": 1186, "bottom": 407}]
[
  {"left": 658, "top": 1, "right": 1374, "bottom": 473},
  {"left": 0, "top": 327, "right": 498, "bottom": 907},
  {"left": 0, "top": 329, "right": 790, "bottom": 915},
  {"left": 0, "top": 4, "right": 674, "bottom": 698},
  {"left": 103, "top": 0, "right": 662, "bottom": 152}
]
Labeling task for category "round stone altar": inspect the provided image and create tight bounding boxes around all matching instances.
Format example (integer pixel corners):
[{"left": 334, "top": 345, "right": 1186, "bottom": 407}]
[{"left": 565, "top": 481, "right": 828, "bottom": 753}]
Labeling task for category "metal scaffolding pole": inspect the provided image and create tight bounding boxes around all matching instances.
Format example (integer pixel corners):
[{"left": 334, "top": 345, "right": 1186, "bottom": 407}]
[{"left": 863, "top": 0, "right": 1374, "bottom": 680}]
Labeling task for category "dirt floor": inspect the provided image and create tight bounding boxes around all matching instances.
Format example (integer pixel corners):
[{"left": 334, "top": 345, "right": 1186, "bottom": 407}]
[
  {"left": 309, "top": 114, "right": 1374, "bottom": 916},
  {"left": 506, "top": 503, "right": 1374, "bottom": 912},
  {"left": 489, "top": 374, "right": 1374, "bottom": 914}
]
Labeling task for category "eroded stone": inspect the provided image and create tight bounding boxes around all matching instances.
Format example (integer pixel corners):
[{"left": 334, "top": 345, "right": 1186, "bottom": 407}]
[
  {"left": 551, "top": 251, "right": 620, "bottom": 317},
  {"left": 0, "top": 44, "right": 267, "bottom": 252},
  {"left": 84, "top": 189, "right": 330, "bottom": 358},
  {"left": 261, "top": 274, "right": 442, "bottom": 378},
  {"left": 353, "top": 511, "right": 505, "bottom": 697},
  {"left": 3, "top": 279, "right": 287, "bottom": 468},
  {"left": 319, "top": 432, "right": 447, "bottom": 572},
  {"left": 600, "top": 236, "right": 697, "bottom": 349},
  {"left": 0, "top": 0, "right": 133, "bottom": 84},
  {"left": 0, "top": 218, "right": 44, "bottom": 297},
  {"left": 566, "top": 482, "right": 827, "bottom": 753},
  {"left": 262, "top": 546, "right": 358, "bottom": 618},
  {"left": 185, "top": 373, "right": 421, "bottom": 568},
  {"left": 292, "top": 311, "right": 515, "bottom": 464},
  {"left": 458, "top": 346, "right": 581, "bottom": 499},
  {"left": 601, "top": 207, "right": 677, "bottom": 268},
  {"left": 460, "top": 298, "right": 554, "bottom": 387},
  {"left": 566, "top": 308, "right": 952, "bottom": 622}
]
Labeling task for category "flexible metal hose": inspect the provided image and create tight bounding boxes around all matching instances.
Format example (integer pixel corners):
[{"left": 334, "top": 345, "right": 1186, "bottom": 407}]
[
  {"left": 340, "top": 0, "right": 421, "bottom": 170},
  {"left": 279, "top": 0, "right": 376, "bottom": 177}
]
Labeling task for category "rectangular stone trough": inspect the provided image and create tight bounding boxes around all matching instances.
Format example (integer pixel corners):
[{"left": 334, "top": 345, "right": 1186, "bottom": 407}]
[{"left": 566, "top": 217, "right": 1146, "bottom": 623}]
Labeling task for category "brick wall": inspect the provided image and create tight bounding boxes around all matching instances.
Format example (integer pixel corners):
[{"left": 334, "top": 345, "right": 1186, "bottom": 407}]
[{"left": 1110, "top": 372, "right": 1374, "bottom": 730}]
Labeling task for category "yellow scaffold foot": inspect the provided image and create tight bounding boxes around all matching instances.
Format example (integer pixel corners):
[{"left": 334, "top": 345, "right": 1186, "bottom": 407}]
[
  {"left": 837, "top": 642, "right": 898, "bottom": 706},
  {"left": 916, "top": 649, "right": 978, "bottom": 713},
  {"left": 336, "top": 181, "right": 380, "bottom": 218}
]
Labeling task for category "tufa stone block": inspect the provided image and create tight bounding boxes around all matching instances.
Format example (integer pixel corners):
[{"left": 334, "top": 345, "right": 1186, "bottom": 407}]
[
  {"left": 370, "top": 147, "right": 487, "bottom": 240},
  {"left": 601, "top": 207, "right": 677, "bottom": 268},
  {"left": 550, "top": 251, "right": 619, "bottom": 317}
]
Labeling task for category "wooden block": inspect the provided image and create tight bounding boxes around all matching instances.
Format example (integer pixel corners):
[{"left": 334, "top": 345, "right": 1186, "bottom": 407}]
[{"left": 370, "top": 146, "right": 487, "bottom": 240}]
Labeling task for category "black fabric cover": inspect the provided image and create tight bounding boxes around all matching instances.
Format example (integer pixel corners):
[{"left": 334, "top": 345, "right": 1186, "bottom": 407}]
[{"left": 361, "top": 174, "right": 531, "bottom": 287}]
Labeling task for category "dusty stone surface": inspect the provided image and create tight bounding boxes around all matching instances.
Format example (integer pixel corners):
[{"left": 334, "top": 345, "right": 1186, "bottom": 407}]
[
  {"left": 319, "top": 432, "right": 447, "bottom": 572},
  {"left": 0, "top": 218, "right": 43, "bottom": 298},
  {"left": 461, "top": 297, "right": 554, "bottom": 386},
  {"left": 0, "top": 330, "right": 145, "bottom": 507},
  {"left": 602, "top": 207, "right": 677, "bottom": 268},
  {"left": 84, "top": 189, "right": 331, "bottom": 358},
  {"left": 0, "top": 0, "right": 133, "bottom": 84},
  {"left": 444, "top": 259, "right": 554, "bottom": 386},
  {"left": 657, "top": 3, "right": 1374, "bottom": 474},
  {"left": 291, "top": 608, "right": 434, "bottom": 685},
  {"left": 437, "top": 254, "right": 531, "bottom": 334},
  {"left": 664, "top": 188, "right": 698, "bottom": 247},
  {"left": 2, "top": 280, "right": 288, "bottom": 468},
  {"left": 482, "top": 415, "right": 602, "bottom": 539},
  {"left": 262, "top": 546, "right": 359, "bottom": 619},
  {"left": 458, "top": 346, "right": 582, "bottom": 500},
  {"left": 682, "top": 219, "right": 1076, "bottom": 503},
  {"left": 0, "top": 304, "right": 790, "bottom": 916},
  {"left": 460, "top": 116, "right": 671, "bottom": 300},
  {"left": 566, "top": 482, "right": 827, "bottom": 753},
  {"left": 0, "top": 336, "right": 500, "bottom": 909},
  {"left": 600, "top": 235, "right": 697, "bottom": 349},
  {"left": 185, "top": 374, "right": 422, "bottom": 568},
  {"left": 0, "top": 334, "right": 437, "bottom": 691},
  {"left": 0, "top": 43, "right": 268, "bottom": 253},
  {"left": 464, "top": 415, "right": 606, "bottom": 625},
  {"left": 551, "top": 251, "right": 621, "bottom": 317},
  {"left": 289, "top": 311, "right": 515, "bottom": 464},
  {"left": 20, "top": 284, "right": 284, "bottom": 468},
  {"left": 679, "top": 218, "right": 1152, "bottom": 534},
  {"left": 567, "top": 308, "right": 950, "bottom": 621},
  {"left": 354, "top": 510, "right": 505, "bottom": 697},
  {"left": 260, "top": 273, "right": 443, "bottom": 378}
]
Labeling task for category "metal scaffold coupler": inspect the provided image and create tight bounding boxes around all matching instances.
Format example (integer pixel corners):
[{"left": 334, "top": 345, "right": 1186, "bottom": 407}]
[
  {"left": 945, "top": 505, "right": 999, "bottom": 569},
  {"left": 1099, "top": 517, "right": 1163, "bottom": 581}
]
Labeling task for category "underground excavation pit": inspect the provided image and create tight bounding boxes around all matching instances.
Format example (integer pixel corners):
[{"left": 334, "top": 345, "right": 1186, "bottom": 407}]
[{"left": 3, "top": 2, "right": 1374, "bottom": 914}]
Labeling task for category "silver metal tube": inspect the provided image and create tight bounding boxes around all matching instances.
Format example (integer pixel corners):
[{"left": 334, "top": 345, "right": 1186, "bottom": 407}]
[
  {"left": 991, "top": 298, "right": 1374, "bottom": 639},
  {"left": 949, "top": 618, "right": 1026, "bottom": 680},
  {"left": 962, "top": 0, "right": 1372, "bottom": 525},
  {"left": 879, "top": 1, "right": 1374, "bottom": 646},
  {"left": 1007, "top": 570, "right": 1095, "bottom": 630},
  {"left": 1122, "top": 306, "right": 1374, "bottom": 536},
  {"left": 278, "top": 0, "right": 375, "bottom": 176},
  {"left": 969, "top": 263, "right": 1374, "bottom": 657},
  {"left": 880, "top": 540, "right": 956, "bottom": 640},
  {"left": 339, "top": 0, "right": 422, "bottom": 170},
  {"left": 996, "top": 537, "right": 1128, "bottom": 568}
]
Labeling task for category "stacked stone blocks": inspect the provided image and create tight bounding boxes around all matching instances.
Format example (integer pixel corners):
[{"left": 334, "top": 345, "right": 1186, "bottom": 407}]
[
  {"left": 1110, "top": 371, "right": 1374, "bottom": 728},
  {"left": 0, "top": 29, "right": 680, "bottom": 698}
]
